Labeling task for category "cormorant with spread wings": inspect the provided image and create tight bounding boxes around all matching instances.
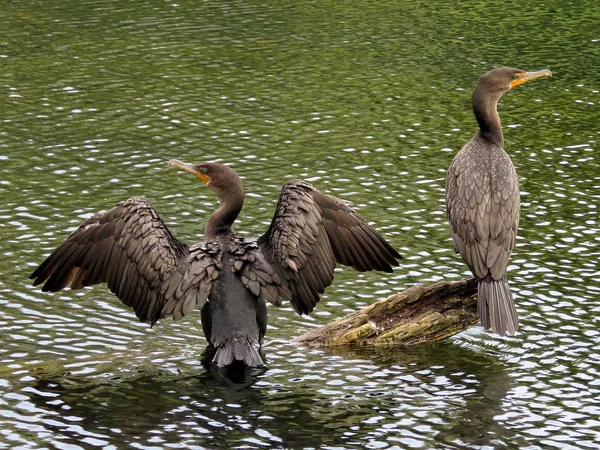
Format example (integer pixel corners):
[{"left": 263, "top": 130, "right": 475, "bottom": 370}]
[{"left": 31, "top": 160, "right": 401, "bottom": 367}]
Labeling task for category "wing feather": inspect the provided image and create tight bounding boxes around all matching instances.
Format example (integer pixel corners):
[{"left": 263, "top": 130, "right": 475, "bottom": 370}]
[
  {"left": 30, "top": 197, "right": 222, "bottom": 325},
  {"left": 256, "top": 180, "right": 401, "bottom": 315}
]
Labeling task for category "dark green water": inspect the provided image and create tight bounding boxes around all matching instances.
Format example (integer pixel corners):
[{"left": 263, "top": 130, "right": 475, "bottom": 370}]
[{"left": 1, "top": 0, "right": 599, "bottom": 448}]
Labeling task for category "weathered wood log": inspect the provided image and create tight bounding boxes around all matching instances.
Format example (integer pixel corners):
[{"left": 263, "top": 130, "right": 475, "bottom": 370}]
[{"left": 294, "top": 277, "right": 478, "bottom": 347}]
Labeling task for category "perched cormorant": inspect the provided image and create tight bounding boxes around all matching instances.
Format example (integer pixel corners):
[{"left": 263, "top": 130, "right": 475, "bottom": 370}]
[
  {"left": 31, "top": 160, "right": 401, "bottom": 366},
  {"left": 445, "top": 67, "right": 551, "bottom": 336}
]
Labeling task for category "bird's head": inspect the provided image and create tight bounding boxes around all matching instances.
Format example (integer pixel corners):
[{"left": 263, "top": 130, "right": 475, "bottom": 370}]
[
  {"left": 477, "top": 66, "right": 552, "bottom": 95},
  {"left": 168, "top": 160, "right": 244, "bottom": 202}
]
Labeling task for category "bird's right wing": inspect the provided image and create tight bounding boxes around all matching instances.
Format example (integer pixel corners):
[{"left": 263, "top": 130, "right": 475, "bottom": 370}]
[
  {"left": 30, "top": 197, "right": 222, "bottom": 325},
  {"left": 256, "top": 181, "right": 401, "bottom": 315}
]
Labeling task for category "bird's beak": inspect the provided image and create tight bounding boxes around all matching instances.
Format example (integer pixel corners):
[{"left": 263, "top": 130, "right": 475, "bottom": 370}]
[
  {"left": 168, "top": 159, "right": 209, "bottom": 184},
  {"left": 510, "top": 69, "right": 552, "bottom": 88}
]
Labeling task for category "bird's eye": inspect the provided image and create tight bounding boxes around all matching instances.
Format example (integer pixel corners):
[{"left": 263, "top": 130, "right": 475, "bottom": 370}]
[
  {"left": 202, "top": 168, "right": 208, "bottom": 174},
  {"left": 513, "top": 72, "right": 522, "bottom": 79}
]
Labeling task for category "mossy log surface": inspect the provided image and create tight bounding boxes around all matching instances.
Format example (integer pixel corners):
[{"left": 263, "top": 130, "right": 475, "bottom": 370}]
[{"left": 294, "top": 278, "right": 478, "bottom": 347}]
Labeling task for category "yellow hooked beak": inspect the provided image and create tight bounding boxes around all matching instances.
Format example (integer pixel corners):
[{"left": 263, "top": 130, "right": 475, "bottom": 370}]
[
  {"left": 168, "top": 159, "right": 209, "bottom": 183},
  {"left": 510, "top": 69, "right": 552, "bottom": 88}
]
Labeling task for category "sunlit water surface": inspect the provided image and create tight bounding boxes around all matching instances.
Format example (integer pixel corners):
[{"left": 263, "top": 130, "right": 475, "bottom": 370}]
[{"left": 1, "top": 0, "right": 599, "bottom": 449}]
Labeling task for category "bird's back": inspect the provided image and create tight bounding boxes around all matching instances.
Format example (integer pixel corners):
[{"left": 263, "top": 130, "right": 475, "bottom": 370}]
[
  {"left": 202, "top": 246, "right": 267, "bottom": 367},
  {"left": 446, "top": 132, "right": 520, "bottom": 280},
  {"left": 445, "top": 133, "right": 521, "bottom": 335}
]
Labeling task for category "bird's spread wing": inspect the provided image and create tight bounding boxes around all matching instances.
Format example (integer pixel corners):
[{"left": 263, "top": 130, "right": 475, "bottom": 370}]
[
  {"left": 30, "top": 197, "right": 222, "bottom": 325},
  {"left": 446, "top": 142, "right": 520, "bottom": 280},
  {"left": 256, "top": 180, "right": 401, "bottom": 315}
]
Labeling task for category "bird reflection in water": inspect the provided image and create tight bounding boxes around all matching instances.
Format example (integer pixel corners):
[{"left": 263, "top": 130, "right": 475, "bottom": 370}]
[{"left": 25, "top": 354, "right": 326, "bottom": 449}]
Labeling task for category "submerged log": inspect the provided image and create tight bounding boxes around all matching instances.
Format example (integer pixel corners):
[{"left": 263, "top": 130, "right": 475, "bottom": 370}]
[{"left": 294, "top": 278, "right": 478, "bottom": 347}]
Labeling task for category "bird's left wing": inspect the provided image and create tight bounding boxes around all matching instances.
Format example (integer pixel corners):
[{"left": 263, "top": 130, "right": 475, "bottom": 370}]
[
  {"left": 255, "top": 181, "right": 401, "bottom": 315},
  {"left": 30, "top": 197, "right": 222, "bottom": 325}
]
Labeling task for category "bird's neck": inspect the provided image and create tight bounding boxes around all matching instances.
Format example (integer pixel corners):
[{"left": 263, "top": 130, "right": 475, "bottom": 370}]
[
  {"left": 205, "top": 194, "right": 243, "bottom": 239},
  {"left": 472, "top": 86, "right": 504, "bottom": 147}
]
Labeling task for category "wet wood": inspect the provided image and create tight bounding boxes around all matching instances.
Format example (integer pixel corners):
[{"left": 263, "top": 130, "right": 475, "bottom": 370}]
[{"left": 294, "top": 278, "right": 478, "bottom": 347}]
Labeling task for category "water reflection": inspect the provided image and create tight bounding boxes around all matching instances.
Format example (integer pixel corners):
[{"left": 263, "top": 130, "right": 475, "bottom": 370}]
[
  {"left": 12, "top": 342, "right": 518, "bottom": 449},
  {"left": 310, "top": 343, "right": 522, "bottom": 448},
  {"left": 25, "top": 362, "right": 282, "bottom": 448},
  {"left": 22, "top": 363, "right": 327, "bottom": 448}
]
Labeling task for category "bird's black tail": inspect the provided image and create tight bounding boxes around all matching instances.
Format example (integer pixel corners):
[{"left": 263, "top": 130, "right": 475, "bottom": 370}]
[
  {"left": 213, "top": 337, "right": 263, "bottom": 368},
  {"left": 477, "top": 275, "right": 518, "bottom": 336}
]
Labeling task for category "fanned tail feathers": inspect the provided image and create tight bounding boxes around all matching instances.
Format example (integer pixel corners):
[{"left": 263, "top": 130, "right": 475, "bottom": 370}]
[
  {"left": 477, "top": 275, "right": 518, "bottom": 336},
  {"left": 213, "top": 339, "right": 263, "bottom": 368}
]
